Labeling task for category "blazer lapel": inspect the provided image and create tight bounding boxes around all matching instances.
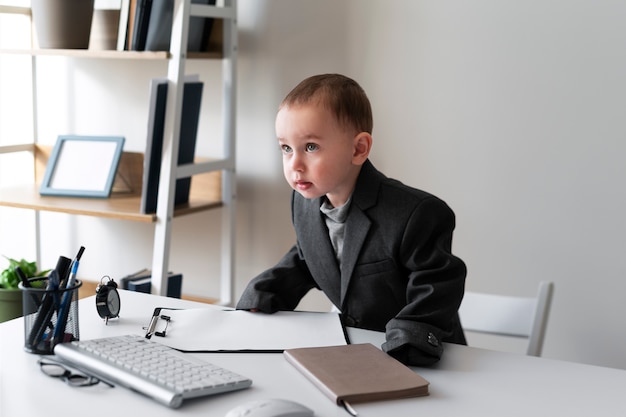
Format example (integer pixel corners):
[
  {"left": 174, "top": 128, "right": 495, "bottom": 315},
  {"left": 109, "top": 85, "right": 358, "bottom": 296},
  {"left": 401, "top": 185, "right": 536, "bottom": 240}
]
[
  {"left": 296, "top": 196, "right": 342, "bottom": 306},
  {"left": 338, "top": 160, "right": 381, "bottom": 308},
  {"left": 340, "top": 207, "right": 371, "bottom": 305}
]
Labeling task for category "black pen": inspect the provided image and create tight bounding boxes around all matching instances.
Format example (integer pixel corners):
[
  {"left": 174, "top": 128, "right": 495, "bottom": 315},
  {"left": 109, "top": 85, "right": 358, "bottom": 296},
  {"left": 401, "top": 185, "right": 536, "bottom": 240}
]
[
  {"left": 15, "top": 266, "right": 30, "bottom": 288},
  {"left": 55, "top": 256, "right": 73, "bottom": 289},
  {"left": 53, "top": 246, "right": 85, "bottom": 345},
  {"left": 15, "top": 266, "right": 41, "bottom": 308},
  {"left": 27, "top": 270, "right": 59, "bottom": 349}
]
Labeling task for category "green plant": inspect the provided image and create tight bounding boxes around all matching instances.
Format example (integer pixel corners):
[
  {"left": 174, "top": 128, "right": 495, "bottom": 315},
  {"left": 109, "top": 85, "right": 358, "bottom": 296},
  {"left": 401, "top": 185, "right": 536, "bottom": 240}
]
[{"left": 0, "top": 256, "right": 49, "bottom": 290}]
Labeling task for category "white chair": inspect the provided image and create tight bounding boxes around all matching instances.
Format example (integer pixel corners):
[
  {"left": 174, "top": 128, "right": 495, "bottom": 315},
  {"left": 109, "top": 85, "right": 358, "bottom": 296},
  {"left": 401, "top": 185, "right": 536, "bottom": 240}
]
[{"left": 459, "top": 281, "right": 554, "bottom": 357}]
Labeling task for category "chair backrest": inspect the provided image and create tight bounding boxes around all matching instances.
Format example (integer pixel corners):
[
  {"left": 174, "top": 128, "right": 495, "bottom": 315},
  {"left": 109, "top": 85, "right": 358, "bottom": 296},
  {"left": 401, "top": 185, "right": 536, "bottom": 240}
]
[{"left": 459, "top": 281, "right": 554, "bottom": 356}]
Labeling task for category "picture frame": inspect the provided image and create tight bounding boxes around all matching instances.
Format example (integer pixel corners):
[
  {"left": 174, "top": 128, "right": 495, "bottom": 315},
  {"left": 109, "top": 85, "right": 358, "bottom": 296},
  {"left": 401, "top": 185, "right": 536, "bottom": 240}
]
[{"left": 39, "top": 135, "right": 125, "bottom": 198}]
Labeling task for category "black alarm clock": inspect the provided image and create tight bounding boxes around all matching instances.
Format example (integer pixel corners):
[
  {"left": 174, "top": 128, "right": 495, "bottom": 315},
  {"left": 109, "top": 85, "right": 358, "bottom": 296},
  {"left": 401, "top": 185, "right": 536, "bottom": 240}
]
[{"left": 95, "top": 276, "right": 120, "bottom": 325}]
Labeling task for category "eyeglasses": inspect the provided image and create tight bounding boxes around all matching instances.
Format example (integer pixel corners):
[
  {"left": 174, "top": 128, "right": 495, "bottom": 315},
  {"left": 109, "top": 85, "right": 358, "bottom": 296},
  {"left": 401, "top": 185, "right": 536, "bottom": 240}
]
[{"left": 38, "top": 358, "right": 114, "bottom": 388}]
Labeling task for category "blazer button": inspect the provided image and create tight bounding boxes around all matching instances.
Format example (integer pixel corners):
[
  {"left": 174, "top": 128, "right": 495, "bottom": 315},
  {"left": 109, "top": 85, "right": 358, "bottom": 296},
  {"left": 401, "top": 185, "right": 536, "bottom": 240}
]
[{"left": 427, "top": 332, "right": 439, "bottom": 347}]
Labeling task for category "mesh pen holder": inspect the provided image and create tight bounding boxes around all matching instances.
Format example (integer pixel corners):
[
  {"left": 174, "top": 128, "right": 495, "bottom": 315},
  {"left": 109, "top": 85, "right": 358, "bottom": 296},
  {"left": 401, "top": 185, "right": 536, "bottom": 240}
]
[{"left": 19, "top": 277, "right": 82, "bottom": 355}]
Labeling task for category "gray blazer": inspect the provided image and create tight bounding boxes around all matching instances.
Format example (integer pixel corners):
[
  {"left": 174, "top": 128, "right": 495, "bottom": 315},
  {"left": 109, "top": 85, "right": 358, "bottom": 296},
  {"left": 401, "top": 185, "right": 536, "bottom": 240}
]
[{"left": 237, "top": 160, "right": 467, "bottom": 365}]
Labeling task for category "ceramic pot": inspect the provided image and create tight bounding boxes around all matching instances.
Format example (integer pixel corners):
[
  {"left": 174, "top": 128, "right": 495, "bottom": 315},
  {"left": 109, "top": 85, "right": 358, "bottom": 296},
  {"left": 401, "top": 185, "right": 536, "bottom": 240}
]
[
  {"left": 0, "top": 288, "right": 23, "bottom": 323},
  {"left": 31, "top": 0, "right": 95, "bottom": 49}
]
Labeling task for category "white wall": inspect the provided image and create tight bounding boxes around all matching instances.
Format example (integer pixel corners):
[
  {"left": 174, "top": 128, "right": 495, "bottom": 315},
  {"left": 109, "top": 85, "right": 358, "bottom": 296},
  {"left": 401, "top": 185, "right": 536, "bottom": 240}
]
[
  {"left": 237, "top": 0, "right": 626, "bottom": 368},
  {"left": 343, "top": 0, "right": 626, "bottom": 367},
  {"left": 4, "top": 0, "right": 626, "bottom": 369}
]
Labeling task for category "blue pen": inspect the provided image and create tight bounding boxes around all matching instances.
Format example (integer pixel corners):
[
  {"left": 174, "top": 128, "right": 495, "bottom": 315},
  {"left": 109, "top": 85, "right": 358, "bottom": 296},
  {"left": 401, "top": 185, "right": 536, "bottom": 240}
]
[
  {"left": 65, "top": 246, "right": 85, "bottom": 291},
  {"left": 64, "top": 260, "right": 79, "bottom": 291}
]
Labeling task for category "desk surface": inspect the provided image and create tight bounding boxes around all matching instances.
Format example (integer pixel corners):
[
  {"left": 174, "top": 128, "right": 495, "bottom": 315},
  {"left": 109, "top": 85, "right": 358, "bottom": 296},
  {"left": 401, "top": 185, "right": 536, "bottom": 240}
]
[{"left": 1, "top": 290, "right": 625, "bottom": 417}]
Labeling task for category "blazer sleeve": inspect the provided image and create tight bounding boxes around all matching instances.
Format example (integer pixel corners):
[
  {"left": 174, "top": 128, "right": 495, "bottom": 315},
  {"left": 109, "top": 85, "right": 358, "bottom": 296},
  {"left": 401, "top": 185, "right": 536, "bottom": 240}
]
[
  {"left": 381, "top": 196, "right": 467, "bottom": 366},
  {"left": 235, "top": 245, "right": 318, "bottom": 313}
]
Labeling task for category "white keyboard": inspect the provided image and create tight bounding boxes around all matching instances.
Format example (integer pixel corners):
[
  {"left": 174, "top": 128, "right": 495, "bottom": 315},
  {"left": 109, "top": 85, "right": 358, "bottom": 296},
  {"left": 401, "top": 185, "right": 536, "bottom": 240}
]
[{"left": 53, "top": 334, "right": 252, "bottom": 408}]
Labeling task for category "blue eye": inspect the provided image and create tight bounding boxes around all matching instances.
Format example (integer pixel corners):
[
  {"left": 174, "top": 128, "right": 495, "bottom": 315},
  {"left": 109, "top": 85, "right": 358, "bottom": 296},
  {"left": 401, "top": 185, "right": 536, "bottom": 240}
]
[
  {"left": 306, "top": 143, "right": 319, "bottom": 152},
  {"left": 281, "top": 144, "right": 293, "bottom": 153}
]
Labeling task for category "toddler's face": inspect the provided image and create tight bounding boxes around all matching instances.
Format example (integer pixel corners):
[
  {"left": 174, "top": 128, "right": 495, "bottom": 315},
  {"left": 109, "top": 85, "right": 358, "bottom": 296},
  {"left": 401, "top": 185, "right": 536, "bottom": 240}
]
[{"left": 276, "top": 103, "right": 360, "bottom": 207}]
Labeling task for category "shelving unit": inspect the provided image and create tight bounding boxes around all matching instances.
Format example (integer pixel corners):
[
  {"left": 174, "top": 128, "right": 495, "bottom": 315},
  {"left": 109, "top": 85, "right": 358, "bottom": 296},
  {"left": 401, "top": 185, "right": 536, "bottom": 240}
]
[{"left": 0, "top": 1, "right": 238, "bottom": 304}]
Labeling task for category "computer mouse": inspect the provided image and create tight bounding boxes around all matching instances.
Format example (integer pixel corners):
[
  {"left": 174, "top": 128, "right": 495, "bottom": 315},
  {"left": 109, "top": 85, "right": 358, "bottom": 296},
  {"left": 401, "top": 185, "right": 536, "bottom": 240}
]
[{"left": 224, "top": 398, "right": 314, "bottom": 417}]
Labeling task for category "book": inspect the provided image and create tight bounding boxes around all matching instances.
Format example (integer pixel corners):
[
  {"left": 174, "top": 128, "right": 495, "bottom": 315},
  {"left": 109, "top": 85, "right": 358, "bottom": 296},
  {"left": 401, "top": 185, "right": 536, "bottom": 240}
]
[
  {"left": 140, "top": 76, "right": 203, "bottom": 214},
  {"left": 119, "top": 268, "right": 151, "bottom": 289},
  {"left": 131, "top": 0, "right": 154, "bottom": 50},
  {"left": 126, "top": 0, "right": 138, "bottom": 50},
  {"left": 145, "top": 0, "right": 216, "bottom": 52},
  {"left": 126, "top": 276, "right": 152, "bottom": 293},
  {"left": 117, "top": 0, "right": 131, "bottom": 50},
  {"left": 124, "top": 270, "right": 183, "bottom": 298},
  {"left": 284, "top": 343, "right": 429, "bottom": 405}
]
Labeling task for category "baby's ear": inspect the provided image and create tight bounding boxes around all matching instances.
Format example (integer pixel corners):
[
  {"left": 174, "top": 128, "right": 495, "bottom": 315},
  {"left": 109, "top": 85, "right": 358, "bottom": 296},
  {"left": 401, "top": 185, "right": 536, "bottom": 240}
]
[{"left": 352, "top": 132, "right": 372, "bottom": 165}]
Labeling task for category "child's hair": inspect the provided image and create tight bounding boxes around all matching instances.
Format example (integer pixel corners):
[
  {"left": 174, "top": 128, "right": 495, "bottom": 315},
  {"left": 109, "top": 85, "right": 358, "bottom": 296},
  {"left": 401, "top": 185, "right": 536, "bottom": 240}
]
[{"left": 280, "top": 74, "right": 373, "bottom": 134}]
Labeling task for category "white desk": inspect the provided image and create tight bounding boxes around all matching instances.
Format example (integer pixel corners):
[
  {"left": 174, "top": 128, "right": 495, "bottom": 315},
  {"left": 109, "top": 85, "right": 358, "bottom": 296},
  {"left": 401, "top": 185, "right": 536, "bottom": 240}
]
[{"left": 1, "top": 290, "right": 625, "bottom": 416}]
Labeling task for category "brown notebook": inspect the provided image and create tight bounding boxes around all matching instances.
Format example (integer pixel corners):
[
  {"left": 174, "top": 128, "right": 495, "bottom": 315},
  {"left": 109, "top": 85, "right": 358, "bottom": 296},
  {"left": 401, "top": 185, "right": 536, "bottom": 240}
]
[{"left": 283, "top": 343, "right": 429, "bottom": 405}]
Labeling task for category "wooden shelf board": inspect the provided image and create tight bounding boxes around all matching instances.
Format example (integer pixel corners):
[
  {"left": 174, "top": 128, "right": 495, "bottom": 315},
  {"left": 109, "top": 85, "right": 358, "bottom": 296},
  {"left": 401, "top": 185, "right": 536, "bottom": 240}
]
[
  {"left": 0, "top": 17, "right": 224, "bottom": 60},
  {"left": 0, "top": 48, "right": 223, "bottom": 60},
  {"left": 0, "top": 145, "right": 224, "bottom": 223},
  {"left": 0, "top": 184, "right": 153, "bottom": 222},
  {"left": 0, "top": 183, "right": 222, "bottom": 222}
]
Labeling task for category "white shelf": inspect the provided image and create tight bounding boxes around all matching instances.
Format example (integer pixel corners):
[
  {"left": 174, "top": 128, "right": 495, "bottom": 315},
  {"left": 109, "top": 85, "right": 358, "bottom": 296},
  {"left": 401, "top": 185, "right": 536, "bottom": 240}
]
[{"left": 0, "top": 0, "right": 238, "bottom": 304}]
